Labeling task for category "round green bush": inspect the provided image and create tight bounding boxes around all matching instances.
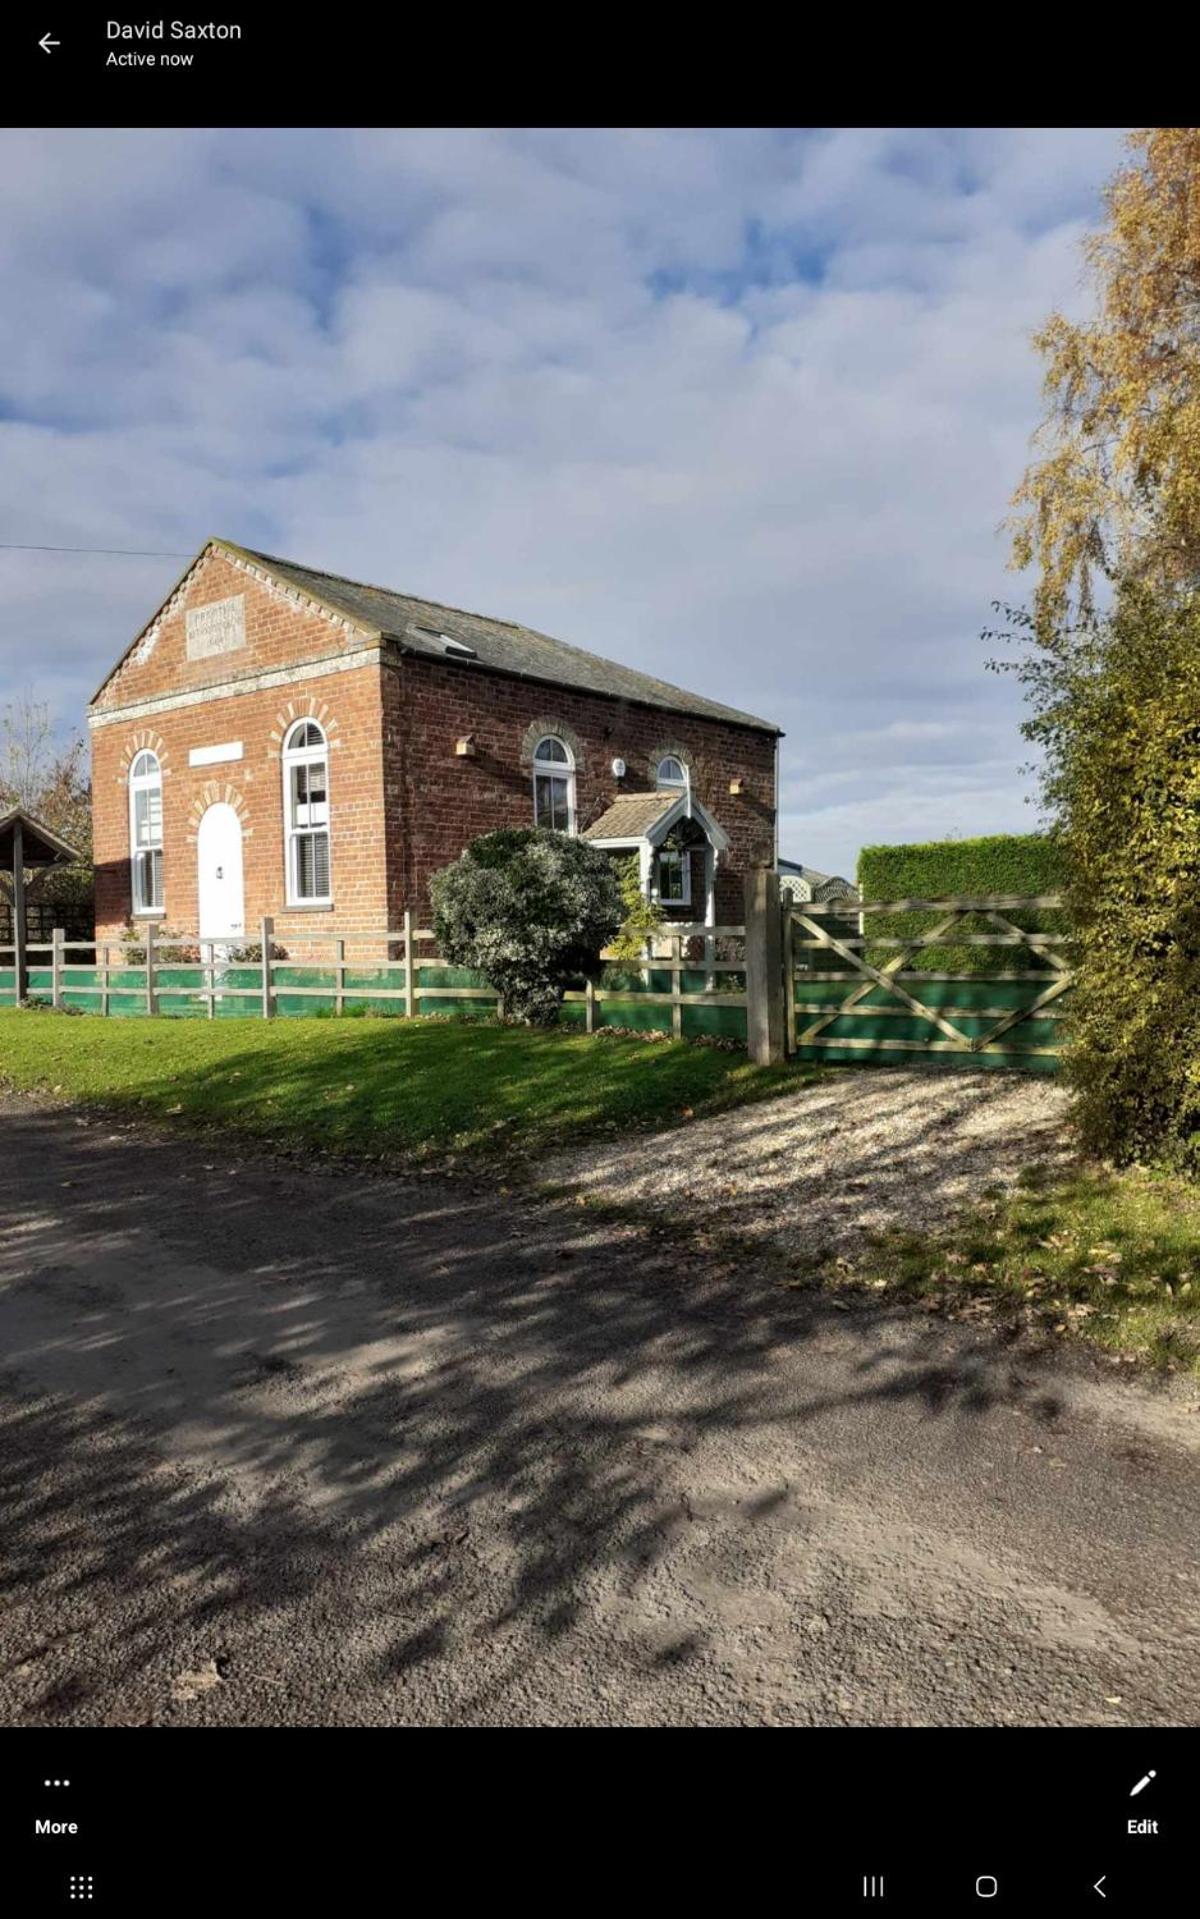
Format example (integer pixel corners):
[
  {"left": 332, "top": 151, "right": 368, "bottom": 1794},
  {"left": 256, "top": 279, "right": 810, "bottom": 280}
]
[{"left": 430, "top": 827, "right": 623, "bottom": 1026}]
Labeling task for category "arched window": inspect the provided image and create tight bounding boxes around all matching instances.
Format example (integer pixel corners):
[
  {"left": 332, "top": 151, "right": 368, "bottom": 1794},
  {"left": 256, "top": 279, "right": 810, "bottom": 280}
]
[
  {"left": 656, "top": 755, "right": 687, "bottom": 790},
  {"left": 128, "top": 749, "right": 164, "bottom": 914},
  {"left": 283, "top": 719, "right": 331, "bottom": 903},
  {"left": 532, "top": 735, "right": 575, "bottom": 832}
]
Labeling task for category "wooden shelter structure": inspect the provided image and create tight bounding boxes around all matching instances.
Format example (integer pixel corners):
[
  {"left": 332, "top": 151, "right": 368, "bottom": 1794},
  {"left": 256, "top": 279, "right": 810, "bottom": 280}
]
[{"left": 0, "top": 806, "right": 84, "bottom": 1001}]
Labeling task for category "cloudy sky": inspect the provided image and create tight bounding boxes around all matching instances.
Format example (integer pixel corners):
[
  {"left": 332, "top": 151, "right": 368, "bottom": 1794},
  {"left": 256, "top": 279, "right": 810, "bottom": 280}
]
[{"left": 0, "top": 127, "right": 1122, "bottom": 877}]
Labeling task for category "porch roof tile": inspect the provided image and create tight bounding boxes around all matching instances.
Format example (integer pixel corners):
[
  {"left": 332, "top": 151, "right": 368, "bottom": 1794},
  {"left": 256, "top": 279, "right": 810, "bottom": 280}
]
[{"left": 582, "top": 792, "right": 678, "bottom": 842}]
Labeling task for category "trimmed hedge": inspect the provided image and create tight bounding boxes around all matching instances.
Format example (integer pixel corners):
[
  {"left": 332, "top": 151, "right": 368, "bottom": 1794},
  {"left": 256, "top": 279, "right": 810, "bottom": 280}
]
[
  {"left": 857, "top": 834, "right": 1066, "bottom": 977},
  {"left": 858, "top": 833, "right": 1062, "bottom": 902}
]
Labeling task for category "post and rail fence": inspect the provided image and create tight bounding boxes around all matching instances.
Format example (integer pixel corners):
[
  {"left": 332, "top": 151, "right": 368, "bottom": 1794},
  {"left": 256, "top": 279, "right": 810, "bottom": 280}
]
[
  {"left": 0, "top": 876, "right": 1074, "bottom": 1072},
  {"left": 0, "top": 907, "right": 752, "bottom": 1044}
]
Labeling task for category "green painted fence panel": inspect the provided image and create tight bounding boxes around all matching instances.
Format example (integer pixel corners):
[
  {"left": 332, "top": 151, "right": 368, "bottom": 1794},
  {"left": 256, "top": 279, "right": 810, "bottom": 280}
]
[
  {"left": 4, "top": 963, "right": 504, "bottom": 1023},
  {"left": 561, "top": 994, "right": 746, "bottom": 1041},
  {"left": 5, "top": 962, "right": 748, "bottom": 1043},
  {"left": 791, "top": 1041, "right": 1062, "bottom": 1076},
  {"left": 791, "top": 971, "right": 1066, "bottom": 1074}
]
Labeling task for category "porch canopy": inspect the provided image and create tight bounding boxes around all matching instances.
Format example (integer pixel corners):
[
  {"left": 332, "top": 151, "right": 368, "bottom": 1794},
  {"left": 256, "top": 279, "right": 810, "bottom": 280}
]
[
  {"left": 583, "top": 789, "right": 730, "bottom": 934},
  {"left": 1, "top": 805, "right": 85, "bottom": 999}
]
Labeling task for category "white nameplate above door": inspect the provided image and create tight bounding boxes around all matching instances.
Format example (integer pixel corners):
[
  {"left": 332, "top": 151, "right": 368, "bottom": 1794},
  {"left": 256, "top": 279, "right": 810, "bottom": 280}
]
[{"left": 188, "top": 741, "right": 244, "bottom": 768}]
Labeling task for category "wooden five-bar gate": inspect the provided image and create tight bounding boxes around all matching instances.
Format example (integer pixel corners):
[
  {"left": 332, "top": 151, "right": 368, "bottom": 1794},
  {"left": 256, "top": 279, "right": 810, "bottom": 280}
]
[{"left": 782, "top": 892, "right": 1072, "bottom": 1073}]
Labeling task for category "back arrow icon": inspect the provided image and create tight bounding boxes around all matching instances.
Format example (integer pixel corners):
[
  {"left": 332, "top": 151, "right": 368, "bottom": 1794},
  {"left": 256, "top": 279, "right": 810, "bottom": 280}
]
[
  {"left": 39, "top": 33, "right": 60, "bottom": 53},
  {"left": 1094, "top": 1877, "right": 1107, "bottom": 1899}
]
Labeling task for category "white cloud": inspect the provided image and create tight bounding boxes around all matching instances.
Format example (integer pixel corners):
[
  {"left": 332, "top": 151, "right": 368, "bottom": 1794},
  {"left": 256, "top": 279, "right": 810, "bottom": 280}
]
[{"left": 0, "top": 126, "right": 1123, "bottom": 876}]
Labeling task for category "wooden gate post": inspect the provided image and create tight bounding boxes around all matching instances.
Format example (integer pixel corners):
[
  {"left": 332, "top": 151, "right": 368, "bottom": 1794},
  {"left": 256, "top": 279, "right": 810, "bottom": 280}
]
[
  {"left": 51, "top": 925, "right": 64, "bottom": 1010},
  {"left": 144, "top": 919, "right": 157, "bottom": 1017},
  {"left": 261, "top": 916, "right": 275, "bottom": 1019},
  {"left": 403, "top": 907, "right": 416, "bottom": 1018},
  {"left": 744, "top": 866, "right": 784, "bottom": 1065},
  {"left": 12, "top": 815, "right": 27, "bottom": 1003},
  {"left": 783, "top": 906, "right": 797, "bottom": 1056}
]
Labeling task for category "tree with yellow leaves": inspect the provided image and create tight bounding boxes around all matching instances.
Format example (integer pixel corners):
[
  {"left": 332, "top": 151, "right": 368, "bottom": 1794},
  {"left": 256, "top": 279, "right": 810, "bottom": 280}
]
[{"left": 1012, "top": 128, "right": 1200, "bottom": 636}]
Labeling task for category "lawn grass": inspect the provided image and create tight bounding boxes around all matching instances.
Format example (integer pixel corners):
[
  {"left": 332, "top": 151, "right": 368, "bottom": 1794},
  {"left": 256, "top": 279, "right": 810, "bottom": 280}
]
[
  {"left": 0, "top": 1006, "right": 818, "bottom": 1165},
  {"left": 8, "top": 1006, "right": 1196, "bottom": 1380},
  {"left": 856, "top": 1160, "right": 1200, "bottom": 1379}
]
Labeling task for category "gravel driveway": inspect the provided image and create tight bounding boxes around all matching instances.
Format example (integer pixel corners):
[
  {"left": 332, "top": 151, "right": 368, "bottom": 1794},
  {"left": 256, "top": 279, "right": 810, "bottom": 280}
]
[
  {"left": 2, "top": 1091, "right": 1198, "bottom": 1729},
  {"left": 545, "top": 1068, "right": 1074, "bottom": 1257}
]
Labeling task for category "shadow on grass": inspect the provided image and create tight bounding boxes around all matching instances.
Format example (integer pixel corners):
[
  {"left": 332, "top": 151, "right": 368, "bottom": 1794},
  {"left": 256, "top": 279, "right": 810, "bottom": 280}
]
[
  {"left": 0, "top": 1009, "right": 817, "bottom": 1164},
  {"left": 859, "top": 1159, "right": 1200, "bottom": 1377}
]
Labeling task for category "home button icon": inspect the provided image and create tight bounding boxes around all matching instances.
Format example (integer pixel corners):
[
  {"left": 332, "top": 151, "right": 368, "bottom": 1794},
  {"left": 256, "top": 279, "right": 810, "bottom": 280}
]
[{"left": 975, "top": 1876, "right": 999, "bottom": 1899}]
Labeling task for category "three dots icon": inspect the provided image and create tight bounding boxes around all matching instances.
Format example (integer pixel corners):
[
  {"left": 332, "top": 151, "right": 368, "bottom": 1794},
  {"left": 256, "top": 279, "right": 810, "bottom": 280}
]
[
  {"left": 68, "top": 1876, "right": 94, "bottom": 1901},
  {"left": 45, "top": 1779, "right": 70, "bottom": 1788}
]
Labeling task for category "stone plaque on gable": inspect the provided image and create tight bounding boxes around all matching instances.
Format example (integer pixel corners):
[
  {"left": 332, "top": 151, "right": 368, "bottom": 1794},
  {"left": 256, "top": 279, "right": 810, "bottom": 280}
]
[{"left": 186, "top": 594, "right": 246, "bottom": 662}]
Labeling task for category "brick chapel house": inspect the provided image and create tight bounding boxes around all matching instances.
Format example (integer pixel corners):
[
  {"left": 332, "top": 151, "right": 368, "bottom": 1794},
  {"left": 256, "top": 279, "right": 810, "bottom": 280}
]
[{"left": 89, "top": 538, "right": 780, "bottom": 950}]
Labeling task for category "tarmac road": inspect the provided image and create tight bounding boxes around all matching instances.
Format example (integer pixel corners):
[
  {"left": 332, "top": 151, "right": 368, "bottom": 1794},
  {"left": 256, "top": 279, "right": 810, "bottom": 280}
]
[{"left": 1, "top": 1093, "right": 1198, "bottom": 1727}]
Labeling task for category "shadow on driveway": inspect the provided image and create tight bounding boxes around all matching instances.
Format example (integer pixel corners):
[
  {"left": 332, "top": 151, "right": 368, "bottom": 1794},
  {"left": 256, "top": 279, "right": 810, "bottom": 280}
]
[{"left": 1, "top": 1097, "right": 1196, "bottom": 1727}]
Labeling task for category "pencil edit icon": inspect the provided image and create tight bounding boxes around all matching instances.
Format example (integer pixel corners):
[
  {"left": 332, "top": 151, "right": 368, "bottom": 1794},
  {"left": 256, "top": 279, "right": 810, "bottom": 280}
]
[{"left": 1129, "top": 1771, "right": 1156, "bottom": 1797}]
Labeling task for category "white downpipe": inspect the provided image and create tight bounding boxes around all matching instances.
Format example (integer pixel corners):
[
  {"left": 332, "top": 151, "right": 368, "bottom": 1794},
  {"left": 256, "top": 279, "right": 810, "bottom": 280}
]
[
  {"left": 639, "top": 840, "right": 654, "bottom": 985},
  {"left": 705, "top": 845, "right": 717, "bottom": 990}
]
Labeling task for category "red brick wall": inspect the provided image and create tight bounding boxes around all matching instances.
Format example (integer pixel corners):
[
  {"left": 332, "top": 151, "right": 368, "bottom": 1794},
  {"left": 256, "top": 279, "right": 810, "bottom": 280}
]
[
  {"left": 90, "top": 545, "right": 389, "bottom": 949},
  {"left": 91, "top": 672, "right": 389, "bottom": 949},
  {"left": 385, "top": 655, "right": 777, "bottom": 922},
  {"left": 90, "top": 543, "right": 778, "bottom": 947},
  {"left": 94, "top": 545, "right": 369, "bottom": 712}
]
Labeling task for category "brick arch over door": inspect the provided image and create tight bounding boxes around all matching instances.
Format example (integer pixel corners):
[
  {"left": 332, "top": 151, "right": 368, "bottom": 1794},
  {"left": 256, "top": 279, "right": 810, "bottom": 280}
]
[{"left": 185, "top": 782, "right": 253, "bottom": 848}]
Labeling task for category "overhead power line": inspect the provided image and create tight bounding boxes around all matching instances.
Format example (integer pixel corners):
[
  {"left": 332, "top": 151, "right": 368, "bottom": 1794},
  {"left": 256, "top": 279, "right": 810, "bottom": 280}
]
[{"left": 0, "top": 542, "right": 192, "bottom": 558}]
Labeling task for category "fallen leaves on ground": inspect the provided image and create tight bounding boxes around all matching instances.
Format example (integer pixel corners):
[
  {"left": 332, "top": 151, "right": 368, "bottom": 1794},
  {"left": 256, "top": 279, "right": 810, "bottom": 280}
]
[{"left": 172, "top": 1659, "right": 224, "bottom": 1703}]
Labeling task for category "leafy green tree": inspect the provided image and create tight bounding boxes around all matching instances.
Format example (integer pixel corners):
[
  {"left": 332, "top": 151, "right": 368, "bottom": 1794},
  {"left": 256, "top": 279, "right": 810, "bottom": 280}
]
[
  {"left": 1012, "top": 129, "right": 1200, "bottom": 636},
  {"left": 999, "top": 582, "right": 1200, "bottom": 1163},
  {"left": 431, "top": 827, "right": 622, "bottom": 1026}
]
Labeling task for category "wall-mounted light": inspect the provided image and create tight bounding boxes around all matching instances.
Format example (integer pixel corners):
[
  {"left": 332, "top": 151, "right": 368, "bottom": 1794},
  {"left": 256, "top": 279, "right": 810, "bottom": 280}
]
[
  {"left": 455, "top": 735, "right": 477, "bottom": 758},
  {"left": 728, "top": 776, "right": 744, "bottom": 796},
  {"left": 611, "top": 756, "right": 627, "bottom": 779}
]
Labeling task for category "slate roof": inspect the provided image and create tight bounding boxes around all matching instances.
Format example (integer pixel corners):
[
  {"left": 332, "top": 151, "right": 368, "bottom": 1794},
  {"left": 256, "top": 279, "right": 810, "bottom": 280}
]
[
  {"left": 582, "top": 793, "right": 679, "bottom": 842},
  {"left": 224, "top": 542, "right": 779, "bottom": 734}
]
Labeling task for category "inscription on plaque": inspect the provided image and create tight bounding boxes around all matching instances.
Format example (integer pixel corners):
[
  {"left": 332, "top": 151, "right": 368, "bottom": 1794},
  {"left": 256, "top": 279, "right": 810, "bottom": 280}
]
[{"left": 186, "top": 595, "right": 246, "bottom": 662}]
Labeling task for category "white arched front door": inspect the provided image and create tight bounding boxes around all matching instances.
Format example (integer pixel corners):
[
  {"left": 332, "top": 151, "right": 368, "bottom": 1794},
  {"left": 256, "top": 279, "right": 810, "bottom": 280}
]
[{"left": 197, "top": 803, "right": 245, "bottom": 942}]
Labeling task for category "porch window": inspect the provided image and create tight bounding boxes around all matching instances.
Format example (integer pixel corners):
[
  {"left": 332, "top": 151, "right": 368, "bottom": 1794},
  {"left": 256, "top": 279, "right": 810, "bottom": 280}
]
[
  {"left": 532, "top": 735, "right": 575, "bottom": 832},
  {"left": 283, "top": 719, "right": 331, "bottom": 903},
  {"left": 656, "top": 847, "right": 690, "bottom": 906},
  {"left": 128, "top": 749, "right": 164, "bottom": 915}
]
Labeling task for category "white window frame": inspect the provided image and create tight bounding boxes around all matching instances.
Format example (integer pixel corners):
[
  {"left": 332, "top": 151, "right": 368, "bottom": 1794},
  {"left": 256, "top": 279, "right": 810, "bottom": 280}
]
[
  {"left": 531, "top": 735, "right": 576, "bottom": 834},
  {"left": 282, "top": 719, "right": 332, "bottom": 906},
  {"left": 128, "top": 749, "right": 164, "bottom": 917},
  {"left": 655, "top": 845, "right": 691, "bottom": 907},
  {"left": 655, "top": 755, "right": 688, "bottom": 791}
]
